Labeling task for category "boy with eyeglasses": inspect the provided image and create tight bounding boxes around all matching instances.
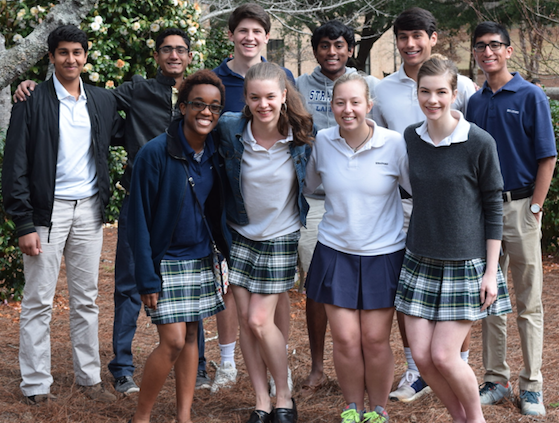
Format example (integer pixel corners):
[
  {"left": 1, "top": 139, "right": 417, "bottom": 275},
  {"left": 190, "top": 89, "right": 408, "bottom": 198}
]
[{"left": 467, "top": 21, "right": 556, "bottom": 417}]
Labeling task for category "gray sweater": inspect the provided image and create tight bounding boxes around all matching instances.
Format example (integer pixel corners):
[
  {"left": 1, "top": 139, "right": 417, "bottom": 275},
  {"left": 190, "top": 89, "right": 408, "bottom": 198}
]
[{"left": 404, "top": 122, "right": 503, "bottom": 261}]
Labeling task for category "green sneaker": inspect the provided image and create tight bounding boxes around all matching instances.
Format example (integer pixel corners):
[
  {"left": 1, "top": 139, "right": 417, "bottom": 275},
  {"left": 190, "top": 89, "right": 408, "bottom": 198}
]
[
  {"left": 362, "top": 405, "right": 389, "bottom": 422},
  {"left": 341, "top": 403, "right": 362, "bottom": 423}
]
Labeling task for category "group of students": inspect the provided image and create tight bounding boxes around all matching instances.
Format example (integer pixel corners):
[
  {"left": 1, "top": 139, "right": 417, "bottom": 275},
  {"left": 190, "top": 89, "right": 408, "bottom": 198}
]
[{"left": 3, "top": 4, "right": 557, "bottom": 423}]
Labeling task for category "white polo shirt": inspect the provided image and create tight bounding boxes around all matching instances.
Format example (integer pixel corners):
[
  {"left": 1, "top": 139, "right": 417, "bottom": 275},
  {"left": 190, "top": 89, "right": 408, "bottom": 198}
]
[
  {"left": 53, "top": 73, "right": 97, "bottom": 200},
  {"left": 372, "top": 64, "right": 476, "bottom": 134},
  {"left": 229, "top": 121, "right": 301, "bottom": 241},
  {"left": 304, "top": 119, "right": 411, "bottom": 255}
]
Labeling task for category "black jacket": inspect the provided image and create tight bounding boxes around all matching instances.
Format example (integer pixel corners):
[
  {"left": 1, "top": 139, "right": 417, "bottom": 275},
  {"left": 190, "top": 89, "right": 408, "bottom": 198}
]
[
  {"left": 2, "top": 77, "right": 121, "bottom": 238},
  {"left": 112, "top": 69, "right": 180, "bottom": 191}
]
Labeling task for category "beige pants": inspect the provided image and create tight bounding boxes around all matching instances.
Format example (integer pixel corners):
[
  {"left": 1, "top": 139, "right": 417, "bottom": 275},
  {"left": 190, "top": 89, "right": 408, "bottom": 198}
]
[
  {"left": 19, "top": 195, "right": 103, "bottom": 396},
  {"left": 482, "top": 196, "right": 544, "bottom": 392},
  {"left": 298, "top": 198, "right": 326, "bottom": 273}
]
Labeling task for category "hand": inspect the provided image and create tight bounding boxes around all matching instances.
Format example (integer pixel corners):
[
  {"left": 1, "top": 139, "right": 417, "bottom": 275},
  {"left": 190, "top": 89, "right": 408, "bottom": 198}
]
[
  {"left": 19, "top": 232, "right": 42, "bottom": 256},
  {"left": 480, "top": 272, "right": 498, "bottom": 311},
  {"left": 141, "top": 293, "right": 159, "bottom": 310},
  {"left": 13, "top": 80, "right": 37, "bottom": 103},
  {"left": 533, "top": 211, "right": 542, "bottom": 223}
]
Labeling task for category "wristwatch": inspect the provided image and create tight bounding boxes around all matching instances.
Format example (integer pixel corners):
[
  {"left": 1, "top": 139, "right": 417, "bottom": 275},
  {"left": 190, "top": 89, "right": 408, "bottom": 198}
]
[{"left": 530, "top": 203, "right": 542, "bottom": 213}]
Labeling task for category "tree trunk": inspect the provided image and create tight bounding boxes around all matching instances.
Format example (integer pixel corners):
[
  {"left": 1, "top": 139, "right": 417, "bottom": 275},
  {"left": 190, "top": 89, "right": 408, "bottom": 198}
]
[
  {"left": 0, "top": 34, "right": 11, "bottom": 132},
  {"left": 0, "top": 0, "right": 97, "bottom": 90}
]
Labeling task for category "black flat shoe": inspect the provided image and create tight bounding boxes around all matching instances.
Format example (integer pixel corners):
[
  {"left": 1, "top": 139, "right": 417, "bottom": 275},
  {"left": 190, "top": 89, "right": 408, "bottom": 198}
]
[
  {"left": 273, "top": 398, "right": 297, "bottom": 423},
  {"left": 246, "top": 409, "right": 274, "bottom": 423}
]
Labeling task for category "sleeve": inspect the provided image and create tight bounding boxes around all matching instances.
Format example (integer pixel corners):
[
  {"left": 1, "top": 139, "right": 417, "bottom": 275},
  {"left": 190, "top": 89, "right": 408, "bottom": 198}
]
[
  {"left": 457, "top": 76, "right": 476, "bottom": 116},
  {"left": 1, "top": 99, "right": 36, "bottom": 237},
  {"left": 304, "top": 139, "right": 322, "bottom": 195},
  {"left": 397, "top": 138, "right": 412, "bottom": 197},
  {"left": 530, "top": 92, "right": 557, "bottom": 160},
  {"left": 372, "top": 103, "right": 388, "bottom": 129},
  {"left": 477, "top": 132, "right": 504, "bottom": 241},
  {"left": 127, "top": 147, "right": 163, "bottom": 295},
  {"left": 112, "top": 76, "right": 142, "bottom": 113}
]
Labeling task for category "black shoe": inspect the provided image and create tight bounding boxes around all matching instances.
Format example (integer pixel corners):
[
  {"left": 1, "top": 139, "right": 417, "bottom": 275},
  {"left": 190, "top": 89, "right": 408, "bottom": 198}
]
[
  {"left": 195, "top": 369, "right": 211, "bottom": 390},
  {"left": 246, "top": 409, "right": 274, "bottom": 423},
  {"left": 273, "top": 398, "right": 297, "bottom": 423}
]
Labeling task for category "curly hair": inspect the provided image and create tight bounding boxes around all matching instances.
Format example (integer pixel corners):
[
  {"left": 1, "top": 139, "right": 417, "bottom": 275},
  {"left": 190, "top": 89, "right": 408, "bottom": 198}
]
[
  {"left": 243, "top": 62, "right": 313, "bottom": 147},
  {"left": 177, "top": 69, "right": 226, "bottom": 107}
]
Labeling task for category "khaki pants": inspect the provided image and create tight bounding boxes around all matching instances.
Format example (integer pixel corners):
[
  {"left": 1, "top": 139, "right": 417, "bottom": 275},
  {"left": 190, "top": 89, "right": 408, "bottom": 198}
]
[
  {"left": 19, "top": 195, "right": 103, "bottom": 396},
  {"left": 482, "top": 196, "right": 544, "bottom": 392},
  {"left": 298, "top": 197, "right": 326, "bottom": 273}
]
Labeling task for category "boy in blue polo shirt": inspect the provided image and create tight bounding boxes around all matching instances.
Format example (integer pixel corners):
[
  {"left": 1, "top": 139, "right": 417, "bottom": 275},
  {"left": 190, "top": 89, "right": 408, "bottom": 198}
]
[{"left": 466, "top": 21, "right": 556, "bottom": 417}]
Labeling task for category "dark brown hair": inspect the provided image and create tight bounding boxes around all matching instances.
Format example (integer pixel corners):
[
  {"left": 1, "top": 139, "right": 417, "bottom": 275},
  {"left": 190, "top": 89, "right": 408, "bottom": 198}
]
[
  {"left": 228, "top": 3, "right": 271, "bottom": 34},
  {"left": 243, "top": 62, "right": 313, "bottom": 147}
]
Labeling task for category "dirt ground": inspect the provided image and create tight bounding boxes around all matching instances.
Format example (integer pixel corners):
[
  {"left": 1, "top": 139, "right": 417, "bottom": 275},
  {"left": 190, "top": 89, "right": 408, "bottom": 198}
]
[{"left": 1, "top": 226, "right": 559, "bottom": 422}]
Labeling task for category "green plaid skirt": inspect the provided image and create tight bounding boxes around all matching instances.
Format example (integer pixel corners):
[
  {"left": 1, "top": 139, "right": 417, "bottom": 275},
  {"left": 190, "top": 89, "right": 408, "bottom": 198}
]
[
  {"left": 229, "top": 230, "right": 300, "bottom": 294},
  {"left": 147, "top": 256, "right": 225, "bottom": 325},
  {"left": 395, "top": 250, "right": 512, "bottom": 321}
]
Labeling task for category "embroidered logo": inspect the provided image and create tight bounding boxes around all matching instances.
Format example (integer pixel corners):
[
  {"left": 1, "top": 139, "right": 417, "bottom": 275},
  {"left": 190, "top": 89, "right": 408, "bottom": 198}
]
[
  {"left": 506, "top": 108, "right": 520, "bottom": 115},
  {"left": 376, "top": 162, "right": 389, "bottom": 165}
]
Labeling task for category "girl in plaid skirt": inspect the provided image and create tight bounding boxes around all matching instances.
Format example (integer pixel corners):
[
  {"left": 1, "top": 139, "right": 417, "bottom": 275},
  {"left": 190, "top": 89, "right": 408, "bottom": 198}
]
[
  {"left": 216, "top": 62, "right": 313, "bottom": 423},
  {"left": 127, "top": 70, "right": 231, "bottom": 423},
  {"left": 395, "top": 55, "right": 511, "bottom": 423}
]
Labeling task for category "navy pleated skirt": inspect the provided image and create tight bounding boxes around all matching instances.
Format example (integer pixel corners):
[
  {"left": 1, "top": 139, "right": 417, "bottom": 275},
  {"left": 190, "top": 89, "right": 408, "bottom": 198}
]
[{"left": 306, "top": 242, "right": 405, "bottom": 310}]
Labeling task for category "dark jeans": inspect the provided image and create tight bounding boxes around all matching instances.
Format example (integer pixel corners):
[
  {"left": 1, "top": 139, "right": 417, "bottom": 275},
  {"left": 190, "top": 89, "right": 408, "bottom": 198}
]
[{"left": 108, "top": 195, "right": 207, "bottom": 378}]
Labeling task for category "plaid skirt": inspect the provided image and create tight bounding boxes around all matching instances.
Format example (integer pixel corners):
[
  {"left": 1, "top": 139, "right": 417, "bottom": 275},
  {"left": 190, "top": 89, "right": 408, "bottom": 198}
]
[
  {"left": 395, "top": 250, "right": 512, "bottom": 321},
  {"left": 229, "top": 229, "right": 300, "bottom": 294},
  {"left": 147, "top": 256, "right": 225, "bottom": 325}
]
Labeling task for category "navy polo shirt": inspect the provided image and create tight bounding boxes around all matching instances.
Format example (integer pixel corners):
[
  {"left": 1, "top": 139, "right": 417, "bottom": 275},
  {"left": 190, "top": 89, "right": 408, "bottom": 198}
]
[
  {"left": 213, "top": 56, "right": 296, "bottom": 113},
  {"left": 163, "top": 126, "right": 215, "bottom": 260},
  {"left": 466, "top": 72, "right": 556, "bottom": 192}
]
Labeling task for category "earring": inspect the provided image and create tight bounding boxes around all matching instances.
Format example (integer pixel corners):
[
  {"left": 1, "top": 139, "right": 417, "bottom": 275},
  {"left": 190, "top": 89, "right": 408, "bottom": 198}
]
[{"left": 280, "top": 102, "right": 288, "bottom": 116}]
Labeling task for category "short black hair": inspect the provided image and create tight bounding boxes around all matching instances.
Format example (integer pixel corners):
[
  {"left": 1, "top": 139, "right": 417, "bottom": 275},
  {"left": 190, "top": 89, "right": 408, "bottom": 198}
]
[
  {"left": 393, "top": 8, "right": 437, "bottom": 38},
  {"left": 472, "top": 21, "right": 510, "bottom": 47},
  {"left": 47, "top": 25, "right": 88, "bottom": 55},
  {"left": 311, "top": 20, "right": 355, "bottom": 52},
  {"left": 155, "top": 28, "right": 191, "bottom": 51}
]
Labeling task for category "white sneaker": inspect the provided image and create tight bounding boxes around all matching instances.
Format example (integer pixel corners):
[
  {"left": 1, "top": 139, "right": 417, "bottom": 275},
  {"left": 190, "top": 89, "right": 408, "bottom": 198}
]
[
  {"left": 210, "top": 361, "right": 237, "bottom": 394},
  {"left": 269, "top": 367, "right": 293, "bottom": 397},
  {"left": 520, "top": 390, "right": 546, "bottom": 416},
  {"left": 389, "top": 369, "right": 431, "bottom": 403}
]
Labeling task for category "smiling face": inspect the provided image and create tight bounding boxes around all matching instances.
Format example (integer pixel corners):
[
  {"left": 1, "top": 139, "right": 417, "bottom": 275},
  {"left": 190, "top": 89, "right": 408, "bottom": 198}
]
[
  {"left": 473, "top": 33, "right": 512, "bottom": 77},
  {"left": 417, "top": 73, "right": 457, "bottom": 123},
  {"left": 313, "top": 36, "right": 353, "bottom": 81},
  {"left": 48, "top": 41, "right": 87, "bottom": 84},
  {"left": 179, "top": 84, "right": 222, "bottom": 139},
  {"left": 245, "top": 78, "right": 286, "bottom": 127},
  {"left": 396, "top": 29, "right": 437, "bottom": 73},
  {"left": 154, "top": 35, "right": 192, "bottom": 80},
  {"left": 331, "top": 79, "right": 372, "bottom": 133},
  {"left": 228, "top": 18, "right": 269, "bottom": 61}
]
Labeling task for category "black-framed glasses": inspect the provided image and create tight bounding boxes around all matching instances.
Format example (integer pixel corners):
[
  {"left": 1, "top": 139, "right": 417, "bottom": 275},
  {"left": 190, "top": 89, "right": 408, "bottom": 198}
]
[
  {"left": 185, "top": 101, "right": 223, "bottom": 115},
  {"left": 473, "top": 41, "right": 508, "bottom": 53},
  {"left": 158, "top": 46, "right": 189, "bottom": 55}
]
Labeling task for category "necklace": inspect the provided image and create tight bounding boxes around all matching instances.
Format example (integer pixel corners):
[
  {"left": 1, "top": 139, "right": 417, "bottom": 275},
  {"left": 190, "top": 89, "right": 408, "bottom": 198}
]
[{"left": 351, "top": 126, "right": 372, "bottom": 152}]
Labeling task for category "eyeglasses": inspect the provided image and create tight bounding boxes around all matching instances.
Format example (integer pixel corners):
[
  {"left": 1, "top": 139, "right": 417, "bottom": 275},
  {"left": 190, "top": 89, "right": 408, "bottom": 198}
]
[
  {"left": 473, "top": 41, "right": 508, "bottom": 53},
  {"left": 158, "top": 46, "right": 189, "bottom": 55},
  {"left": 185, "top": 101, "right": 223, "bottom": 115}
]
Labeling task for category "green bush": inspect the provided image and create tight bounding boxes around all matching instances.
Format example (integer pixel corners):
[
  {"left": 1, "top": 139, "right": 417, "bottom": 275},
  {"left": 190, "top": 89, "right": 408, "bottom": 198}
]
[{"left": 542, "top": 99, "right": 559, "bottom": 252}]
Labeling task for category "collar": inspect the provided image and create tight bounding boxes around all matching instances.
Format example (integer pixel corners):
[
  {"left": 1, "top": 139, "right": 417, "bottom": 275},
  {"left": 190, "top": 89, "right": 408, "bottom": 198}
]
[
  {"left": 53, "top": 72, "right": 86, "bottom": 101},
  {"left": 245, "top": 120, "right": 293, "bottom": 146},
  {"left": 215, "top": 56, "right": 267, "bottom": 78},
  {"left": 334, "top": 119, "right": 384, "bottom": 150},
  {"left": 416, "top": 110, "right": 470, "bottom": 147},
  {"left": 176, "top": 118, "right": 216, "bottom": 159},
  {"left": 156, "top": 67, "right": 179, "bottom": 86},
  {"left": 482, "top": 71, "right": 522, "bottom": 95},
  {"left": 397, "top": 64, "right": 416, "bottom": 84}
]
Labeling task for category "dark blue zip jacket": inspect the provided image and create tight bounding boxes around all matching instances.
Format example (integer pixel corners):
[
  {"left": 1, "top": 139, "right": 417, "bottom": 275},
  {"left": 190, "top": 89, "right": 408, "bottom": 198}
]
[{"left": 127, "top": 119, "right": 231, "bottom": 295}]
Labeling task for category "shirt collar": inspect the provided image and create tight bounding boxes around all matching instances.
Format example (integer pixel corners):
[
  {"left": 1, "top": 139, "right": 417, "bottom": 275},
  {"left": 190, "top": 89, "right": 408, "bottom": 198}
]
[
  {"left": 245, "top": 120, "right": 293, "bottom": 146},
  {"left": 482, "top": 71, "right": 522, "bottom": 95},
  {"left": 416, "top": 110, "right": 471, "bottom": 147},
  {"left": 53, "top": 72, "right": 86, "bottom": 101},
  {"left": 334, "top": 119, "right": 385, "bottom": 151},
  {"left": 177, "top": 118, "right": 215, "bottom": 160}
]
